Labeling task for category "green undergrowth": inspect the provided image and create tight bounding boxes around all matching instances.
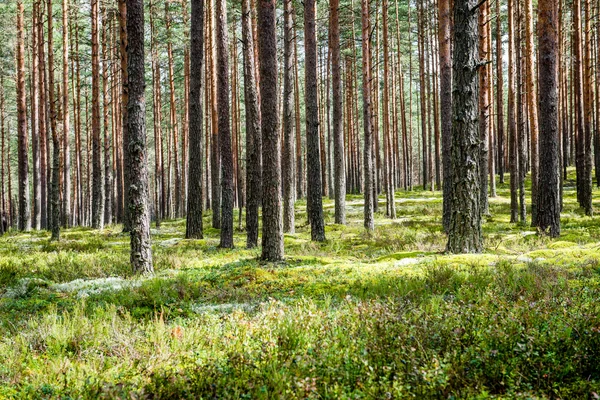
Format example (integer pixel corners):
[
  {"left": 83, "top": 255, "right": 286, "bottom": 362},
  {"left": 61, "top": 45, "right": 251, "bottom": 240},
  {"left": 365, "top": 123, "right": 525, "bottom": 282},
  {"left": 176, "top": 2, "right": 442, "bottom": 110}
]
[{"left": 1, "top": 170, "right": 600, "bottom": 398}]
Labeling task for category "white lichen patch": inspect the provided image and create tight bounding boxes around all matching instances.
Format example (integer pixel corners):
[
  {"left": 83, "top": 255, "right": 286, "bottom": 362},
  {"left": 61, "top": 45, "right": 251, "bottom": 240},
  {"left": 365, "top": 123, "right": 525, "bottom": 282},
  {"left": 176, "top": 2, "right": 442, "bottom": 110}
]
[
  {"left": 191, "top": 302, "right": 253, "bottom": 314},
  {"left": 2, "top": 278, "right": 48, "bottom": 299},
  {"left": 51, "top": 277, "right": 143, "bottom": 298}
]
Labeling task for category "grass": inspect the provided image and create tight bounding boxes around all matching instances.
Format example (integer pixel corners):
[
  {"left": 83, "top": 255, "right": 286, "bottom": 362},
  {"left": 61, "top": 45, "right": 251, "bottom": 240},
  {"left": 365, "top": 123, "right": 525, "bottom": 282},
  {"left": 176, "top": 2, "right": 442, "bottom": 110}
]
[{"left": 1, "top": 171, "right": 600, "bottom": 398}]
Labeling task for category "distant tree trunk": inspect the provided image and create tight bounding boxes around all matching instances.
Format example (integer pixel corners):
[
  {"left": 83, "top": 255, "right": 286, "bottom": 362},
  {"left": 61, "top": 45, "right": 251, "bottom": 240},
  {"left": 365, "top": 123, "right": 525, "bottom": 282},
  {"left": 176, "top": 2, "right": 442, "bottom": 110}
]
[
  {"left": 525, "top": 0, "right": 539, "bottom": 224},
  {"left": 216, "top": 0, "right": 234, "bottom": 248},
  {"left": 330, "top": 0, "right": 345, "bottom": 225},
  {"left": 495, "top": 0, "right": 505, "bottom": 185},
  {"left": 91, "top": 0, "right": 103, "bottom": 229},
  {"left": 418, "top": 0, "right": 428, "bottom": 191},
  {"left": 62, "top": 0, "right": 71, "bottom": 228},
  {"left": 361, "top": 0, "right": 374, "bottom": 231},
  {"left": 31, "top": 1, "right": 42, "bottom": 230},
  {"left": 536, "top": 0, "right": 560, "bottom": 237},
  {"left": 447, "top": 0, "right": 482, "bottom": 254},
  {"left": 16, "top": 0, "right": 30, "bottom": 232},
  {"left": 258, "top": 0, "right": 284, "bottom": 260},
  {"left": 127, "top": 0, "right": 153, "bottom": 274},
  {"left": 580, "top": 0, "right": 593, "bottom": 215},
  {"left": 516, "top": 0, "right": 526, "bottom": 223},
  {"left": 382, "top": 0, "right": 396, "bottom": 219},
  {"left": 242, "top": 0, "right": 261, "bottom": 248},
  {"left": 186, "top": 0, "right": 205, "bottom": 239},
  {"left": 282, "top": 0, "right": 295, "bottom": 233},
  {"left": 438, "top": 0, "right": 452, "bottom": 231},
  {"left": 37, "top": 3, "right": 48, "bottom": 229},
  {"left": 305, "top": 0, "right": 326, "bottom": 241},
  {"left": 293, "top": 19, "right": 304, "bottom": 200}
]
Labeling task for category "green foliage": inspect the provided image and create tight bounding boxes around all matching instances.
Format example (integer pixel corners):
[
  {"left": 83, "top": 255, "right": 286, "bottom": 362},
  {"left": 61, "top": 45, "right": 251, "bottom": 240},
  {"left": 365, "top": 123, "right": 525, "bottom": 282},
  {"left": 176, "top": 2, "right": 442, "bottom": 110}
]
[{"left": 1, "top": 181, "right": 600, "bottom": 398}]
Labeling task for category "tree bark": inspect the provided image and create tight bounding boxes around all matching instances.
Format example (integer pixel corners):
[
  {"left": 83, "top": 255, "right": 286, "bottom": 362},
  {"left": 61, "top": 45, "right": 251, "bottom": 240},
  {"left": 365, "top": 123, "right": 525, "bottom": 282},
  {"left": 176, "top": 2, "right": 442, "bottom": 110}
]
[
  {"left": 216, "top": 0, "right": 234, "bottom": 248},
  {"left": 536, "top": 0, "right": 560, "bottom": 236},
  {"left": 127, "top": 0, "right": 153, "bottom": 274},
  {"left": 186, "top": 0, "right": 205, "bottom": 239},
  {"left": 447, "top": 0, "right": 483, "bottom": 254},
  {"left": 62, "top": 0, "right": 71, "bottom": 228},
  {"left": 305, "top": 0, "right": 326, "bottom": 241},
  {"left": 16, "top": 0, "right": 30, "bottom": 231},
  {"left": 258, "top": 0, "right": 284, "bottom": 259},
  {"left": 91, "top": 0, "right": 103, "bottom": 229},
  {"left": 361, "top": 0, "right": 374, "bottom": 231},
  {"left": 439, "top": 0, "right": 452, "bottom": 231},
  {"left": 282, "top": 0, "right": 296, "bottom": 232}
]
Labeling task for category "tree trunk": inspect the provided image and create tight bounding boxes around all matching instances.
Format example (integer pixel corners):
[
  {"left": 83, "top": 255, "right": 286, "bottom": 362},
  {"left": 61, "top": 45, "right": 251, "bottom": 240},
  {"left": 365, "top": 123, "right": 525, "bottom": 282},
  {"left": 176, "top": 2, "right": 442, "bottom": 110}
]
[
  {"left": 438, "top": 0, "right": 452, "bottom": 231},
  {"left": 361, "top": 0, "right": 374, "bottom": 231},
  {"left": 282, "top": 0, "right": 295, "bottom": 233},
  {"left": 186, "top": 0, "right": 205, "bottom": 239},
  {"left": 536, "top": 0, "right": 560, "bottom": 236},
  {"left": 508, "top": 0, "right": 518, "bottom": 222},
  {"left": 525, "top": 0, "right": 539, "bottom": 224},
  {"left": 447, "top": 0, "right": 483, "bottom": 254},
  {"left": 496, "top": 0, "right": 505, "bottom": 184},
  {"left": 305, "top": 0, "right": 326, "bottom": 241},
  {"left": 126, "top": 0, "right": 153, "bottom": 274},
  {"left": 119, "top": 0, "right": 130, "bottom": 231},
  {"left": 479, "top": 0, "right": 490, "bottom": 216},
  {"left": 31, "top": 1, "right": 42, "bottom": 230},
  {"left": 91, "top": 0, "right": 103, "bottom": 229},
  {"left": 216, "top": 0, "right": 234, "bottom": 248},
  {"left": 259, "top": 0, "right": 284, "bottom": 260},
  {"left": 102, "top": 8, "right": 112, "bottom": 226},
  {"left": 330, "top": 0, "right": 345, "bottom": 224},
  {"left": 62, "top": 0, "right": 71, "bottom": 228},
  {"left": 16, "top": 0, "right": 30, "bottom": 231}
]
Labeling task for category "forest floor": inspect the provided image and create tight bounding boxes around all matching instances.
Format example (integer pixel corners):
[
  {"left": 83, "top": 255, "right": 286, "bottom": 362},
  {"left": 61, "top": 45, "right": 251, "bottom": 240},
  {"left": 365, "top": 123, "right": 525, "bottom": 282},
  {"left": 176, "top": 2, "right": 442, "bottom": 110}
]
[{"left": 1, "top": 172, "right": 600, "bottom": 398}]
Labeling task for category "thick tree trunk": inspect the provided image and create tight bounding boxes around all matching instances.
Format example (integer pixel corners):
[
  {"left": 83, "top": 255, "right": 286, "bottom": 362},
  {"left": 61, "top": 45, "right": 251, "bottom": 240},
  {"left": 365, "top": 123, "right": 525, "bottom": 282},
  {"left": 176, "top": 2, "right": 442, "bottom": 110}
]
[
  {"left": 536, "top": 0, "right": 560, "bottom": 236},
  {"left": 62, "top": 0, "right": 71, "bottom": 228},
  {"left": 126, "top": 0, "right": 153, "bottom": 274},
  {"left": 305, "top": 0, "right": 326, "bottom": 241},
  {"left": 186, "top": 0, "right": 205, "bottom": 239},
  {"left": 258, "top": 0, "right": 284, "bottom": 259},
  {"left": 16, "top": 0, "right": 30, "bottom": 231},
  {"left": 31, "top": 1, "right": 42, "bottom": 230},
  {"left": 447, "top": 0, "right": 483, "bottom": 254},
  {"left": 282, "top": 0, "right": 295, "bottom": 233}
]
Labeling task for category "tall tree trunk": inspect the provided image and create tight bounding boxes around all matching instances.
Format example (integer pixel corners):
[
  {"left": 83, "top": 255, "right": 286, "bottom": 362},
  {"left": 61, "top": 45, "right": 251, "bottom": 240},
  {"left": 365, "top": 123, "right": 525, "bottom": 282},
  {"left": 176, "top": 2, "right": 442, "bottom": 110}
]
[
  {"left": 48, "top": 0, "right": 60, "bottom": 237},
  {"left": 31, "top": 1, "right": 42, "bottom": 230},
  {"left": 479, "top": 0, "right": 490, "bottom": 216},
  {"left": 16, "top": 0, "right": 30, "bottom": 231},
  {"left": 447, "top": 0, "right": 482, "bottom": 254},
  {"left": 62, "top": 0, "right": 71, "bottom": 227},
  {"left": 537, "top": 0, "right": 560, "bottom": 236},
  {"left": 382, "top": 0, "right": 396, "bottom": 219},
  {"left": 259, "top": 0, "right": 284, "bottom": 260},
  {"left": 119, "top": 0, "right": 130, "bottom": 231},
  {"left": 186, "top": 0, "right": 205, "bottom": 239},
  {"left": 102, "top": 8, "right": 112, "bottom": 226},
  {"left": 91, "top": 0, "right": 103, "bottom": 229},
  {"left": 216, "top": 0, "right": 234, "bottom": 248},
  {"left": 127, "top": 0, "right": 153, "bottom": 274},
  {"left": 305, "top": 0, "right": 326, "bottom": 241},
  {"left": 525, "top": 0, "right": 539, "bottom": 224},
  {"left": 508, "top": 0, "right": 518, "bottom": 222},
  {"left": 439, "top": 0, "right": 452, "bottom": 231},
  {"left": 362, "top": 0, "right": 374, "bottom": 231},
  {"left": 496, "top": 0, "right": 505, "bottom": 184},
  {"left": 242, "top": 0, "right": 261, "bottom": 248},
  {"left": 282, "top": 0, "right": 295, "bottom": 233},
  {"left": 330, "top": 0, "right": 345, "bottom": 224}
]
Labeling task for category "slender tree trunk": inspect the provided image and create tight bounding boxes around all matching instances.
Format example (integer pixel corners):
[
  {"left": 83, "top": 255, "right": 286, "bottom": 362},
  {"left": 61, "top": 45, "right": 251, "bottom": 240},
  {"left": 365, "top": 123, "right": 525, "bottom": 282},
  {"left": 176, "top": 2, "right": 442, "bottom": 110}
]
[
  {"left": 91, "top": 0, "right": 103, "bottom": 229},
  {"left": 447, "top": 0, "right": 482, "bottom": 254},
  {"left": 537, "top": 0, "right": 560, "bottom": 236},
  {"left": 330, "top": 0, "right": 345, "bottom": 224},
  {"left": 305, "top": 0, "right": 326, "bottom": 241},
  {"left": 282, "top": 0, "right": 295, "bottom": 233},
  {"left": 525, "top": 0, "right": 539, "bottom": 225},
  {"left": 438, "top": 0, "right": 452, "bottom": 231},
  {"left": 216, "top": 0, "right": 234, "bottom": 248},
  {"left": 508, "top": 0, "right": 518, "bottom": 222},
  {"left": 362, "top": 0, "right": 374, "bottom": 231},
  {"left": 293, "top": 18, "right": 304, "bottom": 200},
  {"left": 31, "top": 1, "right": 42, "bottom": 230},
  {"left": 119, "top": 0, "right": 130, "bottom": 231},
  {"left": 479, "top": 0, "right": 490, "bottom": 216},
  {"left": 48, "top": 0, "right": 60, "bottom": 236},
  {"left": 259, "top": 0, "right": 284, "bottom": 260},
  {"left": 62, "top": 0, "right": 71, "bottom": 228},
  {"left": 16, "top": 0, "right": 30, "bottom": 231},
  {"left": 102, "top": 8, "right": 112, "bottom": 226},
  {"left": 496, "top": 0, "right": 505, "bottom": 184}
]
